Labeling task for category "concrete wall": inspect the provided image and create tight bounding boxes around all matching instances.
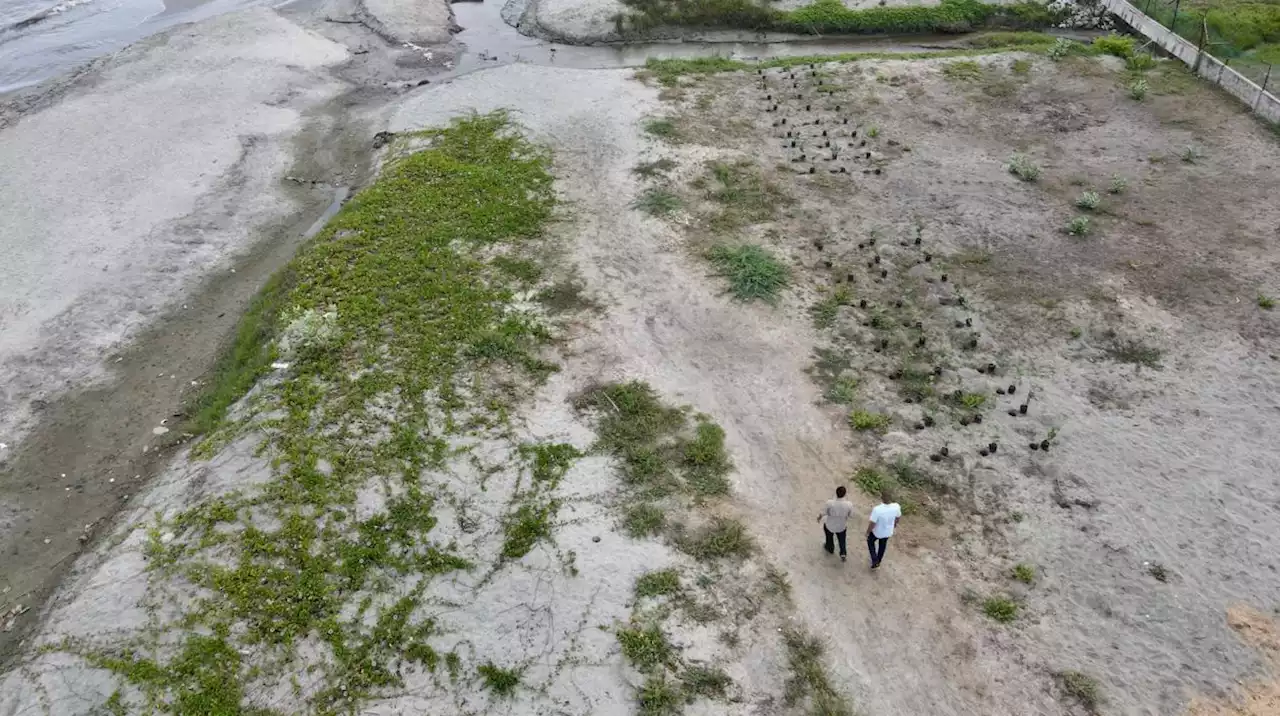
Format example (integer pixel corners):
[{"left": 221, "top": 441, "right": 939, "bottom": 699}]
[{"left": 1101, "top": 0, "right": 1280, "bottom": 124}]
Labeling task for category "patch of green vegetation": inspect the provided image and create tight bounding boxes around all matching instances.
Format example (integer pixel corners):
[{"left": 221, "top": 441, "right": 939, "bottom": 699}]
[
  {"left": 644, "top": 118, "right": 680, "bottom": 139},
  {"left": 93, "top": 118, "right": 559, "bottom": 711},
  {"left": 636, "top": 569, "right": 683, "bottom": 598},
  {"left": 577, "top": 381, "right": 688, "bottom": 488},
  {"left": 1102, "top": 333, "right": 1162, "bottom": 368},
  {"left": 981, "top": 595, "right": 1020, "bottom": 622},
  {"left": 1007, "top": 153, "right": 1041, "bottom": 181},
  {"left": 634, "top": 158, "right": 678, "bottom": 177},
  {"left": 1108, "top": 174, "right": 1128, "bottom": 194},
  {"left": 702, "top": 160, "right": 787, "bottom": 230},
  {"left": 502, "top": 499, "right": 560, "bottom": 560},
  {"left": 577, "top": 381, "right": 735, "bottom": 502},
  {"left": 477, "top": 662, "right": 522, "bottom": 698},
  {"left": 824, "top": 375, "right": 859, "bottom": 405},
  {"left": 617, "top": 0, "right": 1059, "bottom": 36},
  {"left": 707, "top": 244, "right": 790, "bottom": 304},
  {"left": 1011, "top": 58, "right": 1032, "bottom": 73},
  {"left": 943, "top": 59, "right": 984, "bottom": 80},
  {"left": 677, "top": 517, "right": 754, "bottom": 561},
  {"left": 618, "top": 624, "right": 676, "bottom": 670},
  {"left": 1011, "top": 563, "right": 1036, "bottom": 584},
  {"left": 637, "top": 673, "right": 684, "bottom": 716},
  {"left": 682, "top": 421, "right": 733, "bottom": 496},
  {"left": 186, "top": 266, "right": 295, "bottom": 438},
  {"left": 849, "top": 410, "right": 891, "bottom": 431},
  {"left": 521, "top": 442, "right": 582, "bottom": 483},
  {"left": 681, "top": 665, "right": 733, "bottom": 699},
  {"left": 1066, "top": 215, "right": 1092, "bottom": 236},
  {"left": 1075, "top": 190, "right": 1101, "bottom": 210},
  {"left": 1259, "top": 294, "right": 1276, "bottom": 310},
  {"left": 1056, "top": 670, "right": 1103, "bottom": 714},
  {"left": 102, "top": 691, "right": 128, "bottom": 716},
  {"left": 1092, "top": 33, "right": 1135, "bottom": 58},
  {"left": 781, "top": 627, "right": 853, "bottom": 716},
  {"left": 491, "top": 255, "right": 545, "bottom": 284},
  {"left": 634, "top": 186, "right": 683, "bottom": 216},
  {"left": 954, "top": 391, "right": 987, "bottom": 410},
  {"left": 1126, "top": 52, "right": 1157, "bottom": 71},
  {"left": 624, "top": 503, "right": 668, "bottom": 537},
  {"left": 810, "top": 296, "right": 841, "bottom": 328},
  {"left": 968, "top": 30, "right": 1057, "bottom": 47},
  {"left": 853, "top": 465, "right": 888, "bottom": 495}
]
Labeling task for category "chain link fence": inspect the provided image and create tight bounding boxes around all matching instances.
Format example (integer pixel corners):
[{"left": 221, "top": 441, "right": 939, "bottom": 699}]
[{"left": 1134, "top": 0, "right": 1275, "bottom": 92}]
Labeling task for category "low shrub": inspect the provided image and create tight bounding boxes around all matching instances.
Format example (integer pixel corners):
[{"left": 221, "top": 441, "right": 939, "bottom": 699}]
[
  {"left": 1007, "top": 153, "right": 1041, "bottom": 181},
  {"left": 1093, "top": 33, "right": 1135, "bottom": 58}
]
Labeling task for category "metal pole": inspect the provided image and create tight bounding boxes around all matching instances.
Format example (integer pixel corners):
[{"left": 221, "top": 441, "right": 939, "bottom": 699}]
[
  {"left": 1170, "top": 0, "right": 1181, "bottom": 34},
  {"left": 1194, "top": 15, "right": 1207, "bottom": 72},
  {"left": 1257, "top": 64, "right": 1273, "bottom": 112}
]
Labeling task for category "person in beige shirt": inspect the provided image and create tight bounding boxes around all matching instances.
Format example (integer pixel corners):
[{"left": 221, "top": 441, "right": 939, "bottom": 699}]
[{"left": 817, "top": 486, "right": 855, "bottom": 562}]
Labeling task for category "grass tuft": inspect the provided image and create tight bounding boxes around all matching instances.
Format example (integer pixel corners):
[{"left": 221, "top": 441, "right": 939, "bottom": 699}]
[
  {"left": 624, "top": 503, "right": 668, "bottom": 537},
  {"left": 1075, "top": 191, "right": 1101, "bottom": 211},
  {"left": 636, "top": 569, "right": 683, "bottom": 598},
  {"left": 618, "top": 624, "right": 675, "bottom": 670},
  {"left": 477, "top": 662, "right": 522, "bottom": 697},
  {"left": 634, "top": 158, "right": 678, "bottom": 177},
  {"left": 681, "top": 666, "right": 733, "bottom": 699},
  {"left": 707, "top": 245, "right": 790, "bottom": 304},
  {"left": 981, "top": 595, "right": 1019, "bottom": 622},
  {"left": 1007, "top": 153, "right": 1041, "bottom": 181},
  {"left": 1259, "top": 294, "right": 1276, "bottom": 310},
  {"left": 824, "top": 376, "right": 859, "bottom": 405},
  {"left": 849, "top": 410, "right": 891, "bottom": 431},
  {"left": 637, "top": 673, "right": 684, "bottom": 716},
  {"left": 644, "top": 118, "right": 680, "bottom": 139},
  {"left": 781, "top": 627, "right": 853, "bottom": 715},
  {"left": 703, "top": 160, "right": 787, "bottom": 230},
  {"left": 682, "top": 421, "right": 733, "bottom": 496},
  {"left": 943, "top": 60, "right": 984, "bottom": 80},
  {"left": 1011, "top": 563, "right": 1036, "bottom": 584},
  {"left": 1103, "top": 333, "right": 1162, "bottom": 368},
  {"left": 633, "top": 187, "right": 683, "bottom": 216},
  {"left": 502, "top": 500, "right": 559, "bottom": 560},
  {"left": 1108, "top": 174, "right": 1128, "bottom": 194},
  {"left": 1056, "top": 670, "right": 1103, "bottom": 714},
  {"left": 677, "top": 517, "right": 754, "bottom": 561}
]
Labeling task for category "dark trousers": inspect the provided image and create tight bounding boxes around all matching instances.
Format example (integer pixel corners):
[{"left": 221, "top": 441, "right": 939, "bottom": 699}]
[
  {"left": 823, "top": 526, "right": 847, "bottom": 556},
  {"left": 867, "top": 533, "right": 890, "bottom": 566}
]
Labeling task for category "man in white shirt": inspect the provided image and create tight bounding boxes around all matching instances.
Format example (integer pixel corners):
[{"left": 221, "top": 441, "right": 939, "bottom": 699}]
[
  {"left": 866, "top": 489, "right": 902, "bottom": 569},
  {"left": 817, "top": 486, "right": 855, "bottom": 562}
]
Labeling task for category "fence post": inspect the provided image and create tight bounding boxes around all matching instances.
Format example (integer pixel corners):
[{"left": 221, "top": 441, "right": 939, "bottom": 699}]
[
  {"left": 1258, "top": 65, "right": 1274, "bottom": 111},
  {"left": 1170, "top": 0, "right": 1181, "bottom": 33},
  {"left": 1194, "top": 15, "right": 1207, "bottom": 72}
]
